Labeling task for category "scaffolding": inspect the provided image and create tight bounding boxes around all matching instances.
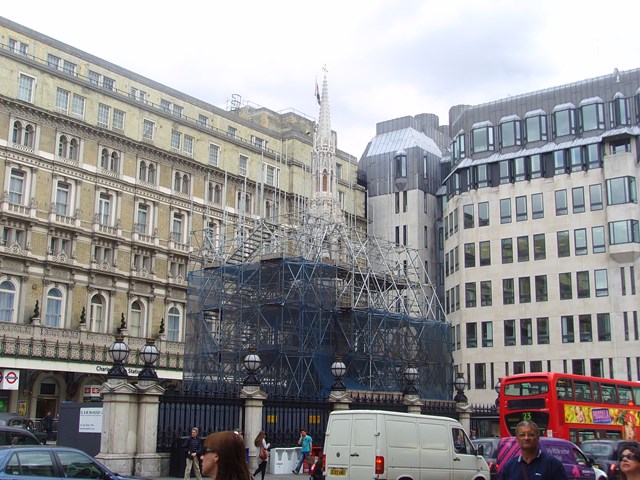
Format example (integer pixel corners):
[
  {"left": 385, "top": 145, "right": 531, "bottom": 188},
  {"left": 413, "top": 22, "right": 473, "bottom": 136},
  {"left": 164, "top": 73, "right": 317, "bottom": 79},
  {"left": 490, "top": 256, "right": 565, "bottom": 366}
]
[{"left": 185, "top": 211, "right": 453, "bottom": 399}]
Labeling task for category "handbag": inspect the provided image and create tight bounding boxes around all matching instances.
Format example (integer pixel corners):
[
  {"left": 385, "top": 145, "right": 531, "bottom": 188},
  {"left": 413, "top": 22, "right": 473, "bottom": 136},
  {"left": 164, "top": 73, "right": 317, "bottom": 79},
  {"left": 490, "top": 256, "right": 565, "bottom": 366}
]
[{"left": 259, "top": 446, "right": 268, "bottom": 460}]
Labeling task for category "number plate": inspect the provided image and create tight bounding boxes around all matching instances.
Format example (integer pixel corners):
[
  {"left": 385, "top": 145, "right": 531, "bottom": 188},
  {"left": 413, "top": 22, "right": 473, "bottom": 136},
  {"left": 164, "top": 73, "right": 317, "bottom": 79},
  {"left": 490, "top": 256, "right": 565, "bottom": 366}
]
[{"left": 330, "top": 468, "right": 347, "bottom": 476}]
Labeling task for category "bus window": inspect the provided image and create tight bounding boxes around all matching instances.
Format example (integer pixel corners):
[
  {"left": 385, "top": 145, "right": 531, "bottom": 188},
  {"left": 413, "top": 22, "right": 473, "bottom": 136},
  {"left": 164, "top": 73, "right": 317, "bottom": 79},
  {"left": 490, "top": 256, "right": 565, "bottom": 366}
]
[
  {"left": 574, "top": 381, "right": 592, "bottom": 401},
  {"left": 619, "top": 386, "right": 633, "bottom": 404},
  {"left": 556, "top": 378, "right": 573, "bottom": 400},
  {"left": 600, "top": 384, "right": 617, "bottom": 404},
  {"left": 633, "top": 386, "right": 640, "bottom": 404}
]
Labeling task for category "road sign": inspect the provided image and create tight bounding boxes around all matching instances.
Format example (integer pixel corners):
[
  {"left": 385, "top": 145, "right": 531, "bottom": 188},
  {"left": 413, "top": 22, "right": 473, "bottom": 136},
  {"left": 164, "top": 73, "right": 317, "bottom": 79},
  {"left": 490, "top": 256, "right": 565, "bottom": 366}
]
[{"left": 0, "top": 369, "right": 20, "bottom": 390}]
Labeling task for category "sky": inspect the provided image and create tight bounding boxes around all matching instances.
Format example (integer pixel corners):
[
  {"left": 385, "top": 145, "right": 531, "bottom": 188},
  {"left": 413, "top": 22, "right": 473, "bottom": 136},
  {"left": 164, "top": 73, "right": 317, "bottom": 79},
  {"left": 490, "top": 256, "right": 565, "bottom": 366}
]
[{"left": 2, "top": 0, "right": 640, "bottom": 158}]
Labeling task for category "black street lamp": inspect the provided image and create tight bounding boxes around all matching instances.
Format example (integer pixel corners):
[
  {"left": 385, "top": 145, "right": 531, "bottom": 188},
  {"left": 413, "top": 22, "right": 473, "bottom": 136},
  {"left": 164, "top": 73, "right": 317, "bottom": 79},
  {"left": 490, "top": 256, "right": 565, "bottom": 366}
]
[
  {"left": 494, "top": 378, "right": 502, "bottom": 407},
  {"left": 243, "top": 347, "right": 262, "bottom": 386},
  {"left": 330, "top": 355, "right": 347, "bottom": 391},
  {"left": 107, "top": 334, "right": 130, "bottom": 378},
  {"left": 403, "top": 361, "right": 419, "bottom": 395},
  {"left": 138, "top": 338, "right": 160, "bottom": 379},
  {"left": 453, "top": 371, "right": 468, "bottom": 403}
]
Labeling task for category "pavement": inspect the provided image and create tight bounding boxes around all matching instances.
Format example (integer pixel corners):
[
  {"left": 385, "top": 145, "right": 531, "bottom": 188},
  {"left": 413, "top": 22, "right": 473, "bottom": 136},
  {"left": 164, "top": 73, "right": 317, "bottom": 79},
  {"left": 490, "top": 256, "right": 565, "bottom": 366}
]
[{"left": 157, "top": 474, "right": 303, "bottom": 480}]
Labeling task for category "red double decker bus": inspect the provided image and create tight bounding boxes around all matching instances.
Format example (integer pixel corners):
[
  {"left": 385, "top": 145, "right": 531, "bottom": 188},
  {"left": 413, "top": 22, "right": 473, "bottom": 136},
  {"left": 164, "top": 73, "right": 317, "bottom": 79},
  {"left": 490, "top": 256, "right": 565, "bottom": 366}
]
[{"left": 498, "top": 372, "right": 640, "bottom": 444}]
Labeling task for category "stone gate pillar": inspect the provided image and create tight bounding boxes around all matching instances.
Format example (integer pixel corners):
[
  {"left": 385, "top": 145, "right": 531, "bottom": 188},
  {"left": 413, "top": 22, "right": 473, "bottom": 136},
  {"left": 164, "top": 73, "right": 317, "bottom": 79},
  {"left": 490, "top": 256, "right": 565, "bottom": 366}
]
[
  {"left": 134, "top": 380, "right": 165, "bottom": 478},
  {"left": 240, "top": 384, "right": 267, "bottom": 473}
]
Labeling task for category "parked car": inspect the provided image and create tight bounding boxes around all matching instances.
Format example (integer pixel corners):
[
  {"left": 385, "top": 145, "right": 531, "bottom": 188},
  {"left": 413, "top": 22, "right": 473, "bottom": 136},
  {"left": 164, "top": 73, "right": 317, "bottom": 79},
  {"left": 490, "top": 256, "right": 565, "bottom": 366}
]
[
  {"left": 0, "top": 445, "right": 148, "bottom": 480},
  {"left": 496, "top": 436, "right": 596, "bottom": 480},
  {"left": 0, "top": 414, "right": 47, "bottom": 444},
  {"left": 471, "top": 438, "right": 500, "bottom": 480},
  {"left": 0, "top": 427, "right": 40, "bottom": 446},
  {"left": 579, "top": 439, "right": 638, "bottom": 480}
]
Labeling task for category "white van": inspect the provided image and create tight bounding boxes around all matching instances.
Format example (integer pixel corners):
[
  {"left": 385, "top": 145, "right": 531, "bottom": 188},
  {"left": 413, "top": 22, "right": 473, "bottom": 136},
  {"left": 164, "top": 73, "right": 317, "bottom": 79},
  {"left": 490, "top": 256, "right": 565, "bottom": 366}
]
[{"left": 324, "top": 410, "right": 490, "bottom": 480}]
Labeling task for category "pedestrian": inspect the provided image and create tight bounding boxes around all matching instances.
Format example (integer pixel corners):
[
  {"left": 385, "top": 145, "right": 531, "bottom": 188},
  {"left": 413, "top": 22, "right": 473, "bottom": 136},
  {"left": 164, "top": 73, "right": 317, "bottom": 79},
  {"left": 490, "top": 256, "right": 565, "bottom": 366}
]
[
  {"left": 200, "top": 430, "right": 251, "bottom": 480},
  {"left": 183, "top": 427, "right": 203, "bottom": 480},
  {"left": 470, "top": 428, "right": 478, "bottom": 440},
  {"left": 42, "top": 411, "right": 54, "bottom": 442},
  {"left": 619, "top": 442, "right": 640, "bottom": 480},
  {"left": 252, "top": 430, "right": 270, "bottom": 480},
  {"left": 497, "top": 420, "right": 567, "bottom": 480},
  {"left": 292, "top": 428, "right": 313, "bottom": 475}
]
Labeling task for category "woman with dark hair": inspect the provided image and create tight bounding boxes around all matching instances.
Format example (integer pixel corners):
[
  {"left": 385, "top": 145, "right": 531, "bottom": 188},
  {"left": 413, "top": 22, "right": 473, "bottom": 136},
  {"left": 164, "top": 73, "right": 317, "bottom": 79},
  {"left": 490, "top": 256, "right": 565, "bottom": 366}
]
[
  {"left": 200, "top": 431, "right": 251, "bottom": 480},
  {"left": 252, "top": 430, "right": 270, "bottom": 480},
  {"left": 619, "top": 442, "right": 640, "bottom": 480}
]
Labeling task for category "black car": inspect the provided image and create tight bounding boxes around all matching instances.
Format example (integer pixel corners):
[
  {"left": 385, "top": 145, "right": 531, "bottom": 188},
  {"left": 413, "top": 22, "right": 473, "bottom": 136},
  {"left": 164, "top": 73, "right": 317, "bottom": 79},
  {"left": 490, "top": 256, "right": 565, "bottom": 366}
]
[
  {"left": 579, "top": 439, "right": 638, "bottom": 480},
  {"left": 471, "top": 437, "right": 500, "bottom": 480},
  {"left": 0, "top": 445, "right": 148, "bottom": 480},
  {"left": 0, "top": 427, "right": 40, "bottom": 446}
]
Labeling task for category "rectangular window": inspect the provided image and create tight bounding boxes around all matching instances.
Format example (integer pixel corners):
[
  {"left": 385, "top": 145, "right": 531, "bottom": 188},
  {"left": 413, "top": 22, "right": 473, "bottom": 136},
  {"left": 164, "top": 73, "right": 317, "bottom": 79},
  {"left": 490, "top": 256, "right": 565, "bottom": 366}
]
[
  {"left": 579, "top": 314, "right": 593, "bottom": 342},
  {"left": 595, "top": 269, "right": 608, "bottom": 297},
  {"left": 533, "top": 233, "right": 546, "bottom": 260},
  {"left": 18, "top": 73, "right": 35, "bottom": 102},
  {"left": 574, "top": 228, "right": 587, "bottom": 255},
  {"left": 572, "top": 187, "right": 585, "bottom": 213},
  {"left": 472, "top": 125, "right": 494, "bottom": 153},
  {"left": 607, "top": 177, "right": 637, "bottom": 205},
  {"left": 559, "top": 272, "right": 573, "bottom": 300},
  {"left": 503, "top": 278, "right": 515, "bottom": 305},
  {"left": 161, "top": 99, "right": 171, "bottom": 112},
  {"left": 530, "top": 154, "right": 543, "bottom": 178},
  {"left": 465, "top": 282, "right": 476, "bottom": 308},
  {"left": 464, "top": 243, "right": 475, "bottom": 268},
  {"left": 525, "top": 114, "right": 547, "bottom": 142},
  {"left": 501, "top": 238, "right": 513, "bottom": 264},
  {"left": 570, "top": 146, "right": 584, "bottom": 172},
  {"left": 172, "top": 104, "right": 183, "bottom": 117},
  {"left": 562, "top": 315, "right": 575, "bottom": 343},
  {"left": 97, "top": 103, "right": 110, "bottom": 127},
  {"left": 265, "top": 164, "right": 279, "bottom": 187},
  {"left": 537, "top": 317, "right": 549, "bottom": 344},
  {"left": 519, "top": 277, "right": 531, "bottom": 303},
  {"left": 463, "top": 204, "right": 474, "bottom": 228},
  {"left": 535, "top": 275, "right": 548, "bottom": 302},
  {"left": 531, "top": 193, "right": 544, "bottom": 219},
  {"left": 580, "top": 102, "right": 605, "bottom": 131},
  {"left": 500, "top": 198, "right": 511, "bottom": 224},
  {"left": 480, "top": 280, "right": 492, "bottom": 306},
  {"left": 592, "top": 226, "right": 606, "bottom": 253},
  {"left": 482, "top": 321, "right": 493, "bottom": 347},
  {"left": 609, "top": 220, "right": 640, "bottom": 245},
  {"left": 478, "top": 202, "right": 489, "bottom": 227},
  {"left": 517, "top": 236, "right": 529, "bottom": 262},
  {"left": 557, "top": 231, "right": 570, "bottom": 257},
  {"left": 136, "top": 204, "right": 149, "bottom": 235},
  {"left": 553, "top": 150, "right": 567, "bottom": 174},
  {"left": 239, "top": 155, "right": 248, "bottom": 176},
  {"left": 504, "top": 319, "right": 516, "bottom": 346},
  {"left": 56, "top": 87, "right": 69, "bottom": 112},
  {"left": 171, "top": 130, "right": 181, "bottom": 150},
  {"left": 589, "top": 184, "right": 603, "bottom": 211},
  {"left": 554, "top": 108, "right": 576, "bottom": 137},
  {"left": 71, "top": 94, "right": 85, "bottom": 118},
  {"left": 520, "top": 318, "right": 533, "bottom": 345},
  {"left": 143, "top": 119, "right": 155, "bottom": 140},
  {"left": 112, "top": 109, "right": 125, "bottom": 130},
  {"left": 62, "top": 60, "right": 77, "bottom": 75},
  {"left": 577, "top": 271, "right": 590, "bottom": 298},
  {"left": 55, "top": 182, "right": 70, "bottom": 216},
  {"left": 499, "top": 160, "right": 511, "bottom": 184},
  {"left": 501, "top": 120, "right": 521, "bottom": 147},
  {"left": 8, "top": 169, "right": 24, "bottom": 204},
  {"left": 198, "top": 114, "right": 209, "bottom": 127},
  {"left": 555, "top": 189, "right": 568, "bottom": 215},
  {"left": 597, "top": 313, "right": 611, "bottom": 341},
  {"left": 466, "top": 323, "right": 477, "bottom": 348},
  {"left": 474, "top": 363, "right": 487, "bottom": 389},
  {"left": 183, "top": 135, "right": 194, "bottom": 156},
  {"left": 515, "top": 196, "right": 527, "bottom": 221},
  {"left": 98, "top": 193, "right": 111, "bottom": 225},
  {"left": 479, "top": 241, "right": 491, "bottom": 266},
  {"left": 514, "top": 157, "right": 526, "bottom": 181},
  {"left": 102, "top": 76, "right": 115, "bottom": 91}
]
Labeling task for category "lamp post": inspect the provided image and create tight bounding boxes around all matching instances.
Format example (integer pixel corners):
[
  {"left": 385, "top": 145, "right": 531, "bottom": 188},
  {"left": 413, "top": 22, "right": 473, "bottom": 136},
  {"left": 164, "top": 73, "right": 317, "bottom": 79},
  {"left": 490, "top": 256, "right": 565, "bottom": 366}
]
[
  {"left": 243, "top": 347, "right": 262, "bottom": 386},
  {"left": 107, "top": 334, "right": 130, "bottom": 378},
  {"left": 403, "top": 361, "right": 419, "bottom": 395},
  {"left": 330, "top": 355, "right": 347, "bottom": 391},
  {"left": 138, "top": 338, "right": 160, "bottom": 379},
  {"left": 494, "top": 378, "right": 502, "bottom": 407},
  {"left": 453, "top": 371, "right": 468, "bottom": 404}
]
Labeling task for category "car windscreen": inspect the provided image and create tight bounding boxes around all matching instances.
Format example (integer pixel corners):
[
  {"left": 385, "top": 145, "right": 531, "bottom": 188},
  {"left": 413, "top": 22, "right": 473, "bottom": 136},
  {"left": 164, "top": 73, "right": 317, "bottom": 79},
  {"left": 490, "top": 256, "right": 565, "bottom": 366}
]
[{"left": 580, "top": 443, "right": 614, "bottom": 458}]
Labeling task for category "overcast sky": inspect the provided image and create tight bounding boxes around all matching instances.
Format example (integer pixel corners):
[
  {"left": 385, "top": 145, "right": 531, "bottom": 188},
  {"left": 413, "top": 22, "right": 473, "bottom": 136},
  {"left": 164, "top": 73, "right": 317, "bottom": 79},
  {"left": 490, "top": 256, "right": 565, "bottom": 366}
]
[{"left": 3, "top": 0, "right": 640, "bottom": 157}]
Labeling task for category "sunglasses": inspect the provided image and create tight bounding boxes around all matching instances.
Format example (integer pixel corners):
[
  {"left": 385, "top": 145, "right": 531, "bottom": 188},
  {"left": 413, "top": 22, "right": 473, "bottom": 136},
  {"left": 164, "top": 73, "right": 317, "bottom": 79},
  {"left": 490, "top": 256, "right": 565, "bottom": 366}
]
[
  {"left": 202, "top": 447, "right": 216, "bottom": 455},
  {"left": 620, "top": 453, "right": 640, "bottom": 462}
]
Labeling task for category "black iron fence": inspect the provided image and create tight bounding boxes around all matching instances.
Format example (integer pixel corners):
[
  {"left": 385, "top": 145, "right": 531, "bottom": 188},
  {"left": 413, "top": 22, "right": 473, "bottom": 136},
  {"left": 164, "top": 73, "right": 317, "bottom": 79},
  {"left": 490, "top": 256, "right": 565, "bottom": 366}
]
[{"left": 262, "top": 397, "right": 333, "bottom": 448}]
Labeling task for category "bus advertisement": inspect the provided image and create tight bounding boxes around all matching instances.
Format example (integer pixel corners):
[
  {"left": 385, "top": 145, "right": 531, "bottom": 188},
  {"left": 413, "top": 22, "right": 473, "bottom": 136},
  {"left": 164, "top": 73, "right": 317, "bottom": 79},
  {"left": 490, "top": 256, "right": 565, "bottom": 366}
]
[{"left": 498, "top": 372, "right": 640, "bottom": 444}]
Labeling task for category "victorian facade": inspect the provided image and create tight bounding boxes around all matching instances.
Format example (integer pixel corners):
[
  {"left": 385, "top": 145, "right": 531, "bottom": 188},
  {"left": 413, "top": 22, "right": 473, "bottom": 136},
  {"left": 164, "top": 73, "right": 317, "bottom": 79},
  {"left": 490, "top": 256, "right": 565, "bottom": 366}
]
[{"left": 0, "top": 16, "right": 365, "bottom": 418}]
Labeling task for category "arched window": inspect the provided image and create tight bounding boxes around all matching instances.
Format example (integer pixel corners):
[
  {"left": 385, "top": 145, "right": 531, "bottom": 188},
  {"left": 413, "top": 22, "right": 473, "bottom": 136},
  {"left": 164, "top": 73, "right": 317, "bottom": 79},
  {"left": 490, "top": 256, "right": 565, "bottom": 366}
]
[
  {"left": 130, "top": 301, "right": 142, "bottom": 337},
  {"left": 0, "top": 280, "right": 16, "bottom": 323},
  {"left": 90, "top": 295, "right": 104, "bottom": 333},
  {"left": 109, "top": 152, "right": 119, "bottom": 171},
  {"left": 138, "top": 161, "right": 147, "bottom": 181},
  {"left": 167, "top": 306, "right": 181, "bottom": 341},
  {"left": 148, "top": 164, "right": 156, "bottom": 183},
  {"left": 69, "top": 138, "right": 79, "bottom": 160},
  {"left": 214, "top": 184, "right": 222, "bottom": 204},
  {"left": 174, "top": 172, "right": 181, "bottom": 191},
  {"left": 45, "top": 288, "right": 63, "bottom": 328},
  {"left": 58, "top": 135, "right": 68, "bottom": 157},
  {"left": 182, "top": 174, "right": 190, "bottom": 194},
  {"left": 100, "top": 148, "right": 109, "bottom": 169},
  {"left": 322, "top": 169, "right": 328, "bottom": 191},
  {"left": 12, "top": 121, "right": 23, "bottom": 144},
  {"left": 24, "top": 124, "right": 34, "bottom": 148}
]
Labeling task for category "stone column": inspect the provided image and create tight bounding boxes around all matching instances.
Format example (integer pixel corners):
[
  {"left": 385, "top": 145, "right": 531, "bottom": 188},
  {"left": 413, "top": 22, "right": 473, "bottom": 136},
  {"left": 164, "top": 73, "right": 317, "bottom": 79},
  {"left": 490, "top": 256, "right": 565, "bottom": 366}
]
[
  {"left": 134, "top": 380, "right": 165, "bottom": 478},
  {"left": 328, "top": 390, "right": 352, "bottom": 411},
  {"left": 239, "top": 384, "right": 268, "bottom": 473},
  {"left": 456, "top": 402, "right": 472, "bottom": 433},
  {"left": 96, "top": 378, "right": 139, "bottom": 475},
  {"left": 403, "top": 393, "right": 422, "bottom": 414}
]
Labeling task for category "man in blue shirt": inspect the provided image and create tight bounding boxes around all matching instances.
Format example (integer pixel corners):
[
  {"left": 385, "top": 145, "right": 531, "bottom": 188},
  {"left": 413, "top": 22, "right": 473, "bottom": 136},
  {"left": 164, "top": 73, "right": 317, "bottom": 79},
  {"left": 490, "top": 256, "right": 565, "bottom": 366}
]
[
  {"left": 497, "top": 420, "right": 567, "bottom": 480},
  {"left": 292, "top": 429, "right": 313, "bottom": 474}
]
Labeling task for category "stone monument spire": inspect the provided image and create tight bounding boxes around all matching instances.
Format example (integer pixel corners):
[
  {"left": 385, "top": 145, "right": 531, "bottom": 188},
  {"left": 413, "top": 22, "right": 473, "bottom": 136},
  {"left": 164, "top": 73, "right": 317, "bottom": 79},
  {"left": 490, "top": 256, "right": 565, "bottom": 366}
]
[{"left": 310, "top": 68, "right": 343, "bottom": 224}]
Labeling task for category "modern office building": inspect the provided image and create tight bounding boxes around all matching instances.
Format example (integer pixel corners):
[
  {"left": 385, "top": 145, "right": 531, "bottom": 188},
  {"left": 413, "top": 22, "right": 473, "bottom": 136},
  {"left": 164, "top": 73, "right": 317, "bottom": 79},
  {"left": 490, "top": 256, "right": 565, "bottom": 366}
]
[
  {"left": 0, "top": 16, "right": 365, "bottom": 416},
  {"left": 440, "top": 68, "right": 640, "bottom": 404}
]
